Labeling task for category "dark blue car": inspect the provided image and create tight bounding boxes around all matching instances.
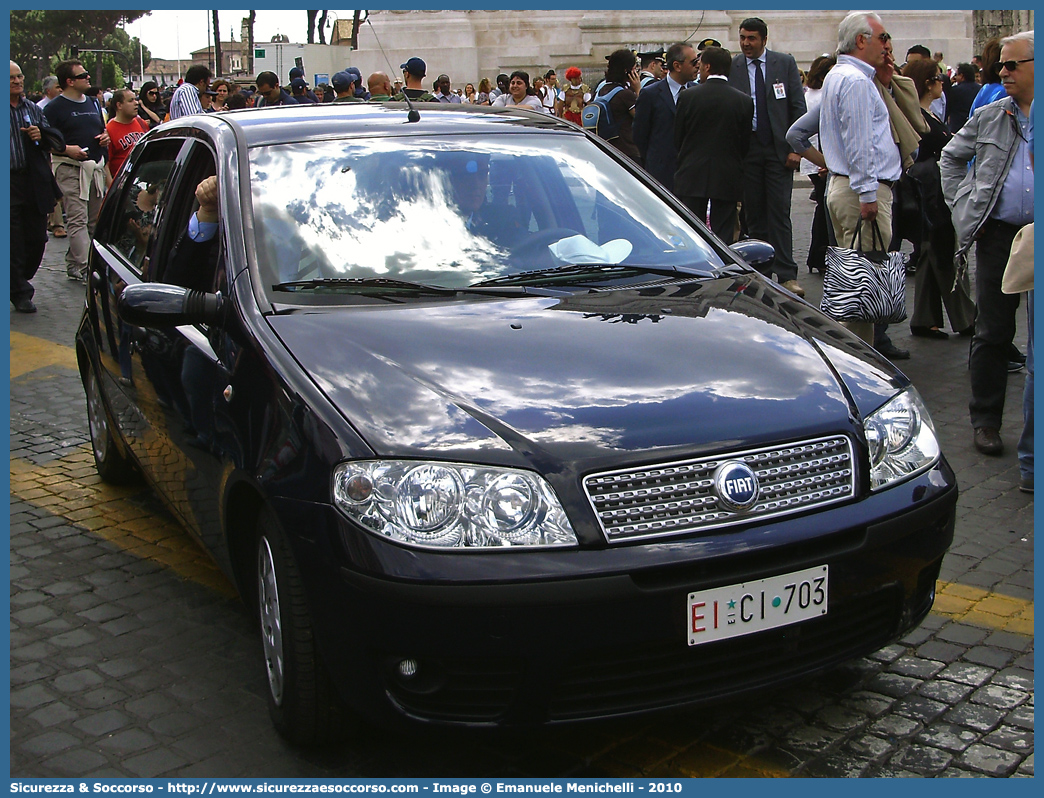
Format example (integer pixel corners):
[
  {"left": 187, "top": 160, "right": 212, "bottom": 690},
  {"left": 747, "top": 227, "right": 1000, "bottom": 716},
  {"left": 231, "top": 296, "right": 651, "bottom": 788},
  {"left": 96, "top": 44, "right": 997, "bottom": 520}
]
[{"left": 76, "top": 102, "right": 956, "bottom": 745}]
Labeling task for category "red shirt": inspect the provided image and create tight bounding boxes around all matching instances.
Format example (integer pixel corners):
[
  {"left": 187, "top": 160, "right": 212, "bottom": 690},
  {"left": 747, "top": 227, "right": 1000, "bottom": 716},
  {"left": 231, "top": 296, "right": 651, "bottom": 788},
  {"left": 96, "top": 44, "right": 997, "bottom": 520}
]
[{"left": 106, "top": 116, "right": 150, "bottom": 177}]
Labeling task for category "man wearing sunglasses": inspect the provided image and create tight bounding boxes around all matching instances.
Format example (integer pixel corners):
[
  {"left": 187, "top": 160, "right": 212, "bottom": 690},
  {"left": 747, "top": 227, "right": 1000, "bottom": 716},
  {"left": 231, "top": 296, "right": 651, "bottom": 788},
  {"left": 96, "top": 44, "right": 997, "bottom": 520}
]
[
  {"left": 941, "top": 30, "right": 1034, "bottom": 460},
  {"left": 632, "top": 42, "right": 697, "bottom": 194},
  {"left": 43, "top": 59, "right": 110, "bottom": 282},
  {"left": 817, "top": 12, "right": 902, "bottom": 346}
]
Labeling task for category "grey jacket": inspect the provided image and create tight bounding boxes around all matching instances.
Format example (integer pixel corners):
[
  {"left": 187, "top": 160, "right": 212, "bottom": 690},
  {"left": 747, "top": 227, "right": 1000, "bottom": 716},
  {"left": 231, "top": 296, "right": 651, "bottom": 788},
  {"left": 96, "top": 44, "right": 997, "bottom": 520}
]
[{"left": 940, "top": 96, "right": 1026, "bottom": 261}]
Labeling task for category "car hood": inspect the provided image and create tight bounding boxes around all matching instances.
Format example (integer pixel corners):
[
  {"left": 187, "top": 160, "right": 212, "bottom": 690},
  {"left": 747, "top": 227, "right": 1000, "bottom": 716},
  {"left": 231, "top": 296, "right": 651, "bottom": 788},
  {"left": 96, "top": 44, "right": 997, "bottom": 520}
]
[{"left": 266, "top": 276, "right": 905, "bottom": 471}]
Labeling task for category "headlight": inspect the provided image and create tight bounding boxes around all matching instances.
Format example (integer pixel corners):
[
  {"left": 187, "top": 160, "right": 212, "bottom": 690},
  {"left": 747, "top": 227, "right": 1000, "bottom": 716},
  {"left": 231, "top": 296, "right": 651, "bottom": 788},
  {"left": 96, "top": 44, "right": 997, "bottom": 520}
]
[
  {"left": 863, "top": 388, "right": 941, "bottom": 491},
  {"left": 333, "top": 461, "right": 578, "bottom": 549}
]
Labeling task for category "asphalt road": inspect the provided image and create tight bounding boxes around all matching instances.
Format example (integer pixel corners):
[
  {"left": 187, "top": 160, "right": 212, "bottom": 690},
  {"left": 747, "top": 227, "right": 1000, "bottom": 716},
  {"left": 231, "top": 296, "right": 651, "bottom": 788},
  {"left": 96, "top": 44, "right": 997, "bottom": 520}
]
[{"left": 9, "top": 182, "right": 1034, "bottom": 778}]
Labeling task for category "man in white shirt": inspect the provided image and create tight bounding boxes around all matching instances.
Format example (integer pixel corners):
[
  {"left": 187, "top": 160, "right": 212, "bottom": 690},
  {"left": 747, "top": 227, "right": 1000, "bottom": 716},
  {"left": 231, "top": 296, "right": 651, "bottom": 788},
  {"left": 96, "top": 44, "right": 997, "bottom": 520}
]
[
  {"left": 819, "top": 11, "right": 902, "bottom": 343},
  {"left": 36, "top": 75, "right": 60, "bottom": 109}
]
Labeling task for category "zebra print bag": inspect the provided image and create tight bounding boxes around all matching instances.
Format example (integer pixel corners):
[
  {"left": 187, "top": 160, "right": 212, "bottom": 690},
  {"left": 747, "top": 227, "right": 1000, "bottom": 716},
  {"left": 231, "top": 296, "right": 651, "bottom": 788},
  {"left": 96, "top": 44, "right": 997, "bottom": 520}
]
[{"left": 821, "top": 220, "right": 908, "bottom": 324}]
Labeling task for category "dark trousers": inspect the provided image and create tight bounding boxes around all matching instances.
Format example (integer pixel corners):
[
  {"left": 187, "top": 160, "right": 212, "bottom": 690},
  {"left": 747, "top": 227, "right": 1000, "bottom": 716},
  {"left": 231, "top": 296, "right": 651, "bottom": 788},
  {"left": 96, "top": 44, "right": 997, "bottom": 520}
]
[
  {"left": 969, "top": 219, "right": 1022, "bottom": 430},
  {"left": 740, "top": 136, "right": 797, "bottom": 282},
  {"left": 807, "top": 172, "right": 828, "bottom": 271},
  {"left": 10, "top": 170, "right": 50, "bottom": 304},
  {"left": 680, "top": 196, "right": 739, "bottom": 245}
]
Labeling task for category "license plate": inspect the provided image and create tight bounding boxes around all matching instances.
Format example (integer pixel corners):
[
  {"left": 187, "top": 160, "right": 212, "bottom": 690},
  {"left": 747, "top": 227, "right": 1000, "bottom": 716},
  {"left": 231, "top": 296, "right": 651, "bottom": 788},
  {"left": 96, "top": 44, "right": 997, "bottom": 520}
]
[{"left": 687, "top": 565, "right": 828, "bottom": 646}]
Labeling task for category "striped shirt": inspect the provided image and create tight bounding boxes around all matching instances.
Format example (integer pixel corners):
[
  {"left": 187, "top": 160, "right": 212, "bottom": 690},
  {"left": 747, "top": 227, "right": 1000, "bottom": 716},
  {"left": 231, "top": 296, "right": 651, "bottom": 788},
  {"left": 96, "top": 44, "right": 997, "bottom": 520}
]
[
  {"left": 10, "top": 97, "right": 45, "bottom": 171},
  {"left": 819, "top": 55, "right": 902, "bottom": 201},
  {"left": 168, "top": 82, "right": 203, "bottom": 120}
]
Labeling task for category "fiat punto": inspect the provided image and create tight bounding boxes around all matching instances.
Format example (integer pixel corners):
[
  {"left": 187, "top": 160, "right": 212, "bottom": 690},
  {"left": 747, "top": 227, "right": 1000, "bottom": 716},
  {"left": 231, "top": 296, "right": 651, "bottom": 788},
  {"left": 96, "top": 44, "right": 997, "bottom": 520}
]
[{"left": 76, "top": 102, "right": 956, "bottom": 745}]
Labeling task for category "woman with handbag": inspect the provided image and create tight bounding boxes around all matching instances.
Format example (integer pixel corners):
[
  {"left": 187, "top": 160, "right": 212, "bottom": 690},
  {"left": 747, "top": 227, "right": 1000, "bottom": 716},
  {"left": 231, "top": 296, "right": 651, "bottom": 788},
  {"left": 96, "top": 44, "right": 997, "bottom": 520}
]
[{"left": 901, "top": 59, "right": 975, "bottom": 338}]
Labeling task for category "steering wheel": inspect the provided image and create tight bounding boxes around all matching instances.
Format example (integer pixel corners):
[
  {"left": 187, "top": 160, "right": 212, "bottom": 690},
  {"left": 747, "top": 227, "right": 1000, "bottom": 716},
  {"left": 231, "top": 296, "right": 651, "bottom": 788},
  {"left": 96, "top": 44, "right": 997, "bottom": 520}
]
[{"left": 505, "top": 227, "right": 583, "bottom": 271}]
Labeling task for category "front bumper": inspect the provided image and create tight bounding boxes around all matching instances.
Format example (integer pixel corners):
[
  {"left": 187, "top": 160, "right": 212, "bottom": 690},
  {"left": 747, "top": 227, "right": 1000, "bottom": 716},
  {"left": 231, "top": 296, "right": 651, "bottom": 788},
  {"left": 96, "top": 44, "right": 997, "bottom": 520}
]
[{"left": 275, "top": 462, "right": 957, "bottom": 728}]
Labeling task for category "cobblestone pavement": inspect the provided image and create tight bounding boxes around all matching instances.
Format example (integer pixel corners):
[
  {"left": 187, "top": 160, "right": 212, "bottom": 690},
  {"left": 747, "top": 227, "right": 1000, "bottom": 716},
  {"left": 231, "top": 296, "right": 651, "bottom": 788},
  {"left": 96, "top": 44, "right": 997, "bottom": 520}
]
[{"left": 10, "top": 183, "right": 1033, "bottom": 778}]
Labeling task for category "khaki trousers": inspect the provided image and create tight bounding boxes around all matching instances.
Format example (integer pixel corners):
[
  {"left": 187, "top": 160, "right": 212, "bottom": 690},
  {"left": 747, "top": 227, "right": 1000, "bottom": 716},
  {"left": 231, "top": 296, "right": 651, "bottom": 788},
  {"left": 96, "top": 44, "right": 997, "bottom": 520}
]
[
  {"left": 826, "top": 175, "right": 894, "bottom": 344},
  {"left": 54, "top": 163, "right": 103, "bottom": 276}
]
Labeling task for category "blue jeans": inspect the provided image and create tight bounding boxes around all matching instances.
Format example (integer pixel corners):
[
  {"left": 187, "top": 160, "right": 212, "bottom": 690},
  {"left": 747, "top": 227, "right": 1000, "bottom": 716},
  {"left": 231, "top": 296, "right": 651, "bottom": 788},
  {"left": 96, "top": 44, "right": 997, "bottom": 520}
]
[{"left": 1018, "top": 289, "right": 1034, "bottom": 481}]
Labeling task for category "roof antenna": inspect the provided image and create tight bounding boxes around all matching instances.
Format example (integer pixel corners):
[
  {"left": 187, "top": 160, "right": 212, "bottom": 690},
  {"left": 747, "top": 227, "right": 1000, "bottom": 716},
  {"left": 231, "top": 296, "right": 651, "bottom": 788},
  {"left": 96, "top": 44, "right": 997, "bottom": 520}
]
[{"left": 365, "top": 14, "right": 420, "bottom": 123}]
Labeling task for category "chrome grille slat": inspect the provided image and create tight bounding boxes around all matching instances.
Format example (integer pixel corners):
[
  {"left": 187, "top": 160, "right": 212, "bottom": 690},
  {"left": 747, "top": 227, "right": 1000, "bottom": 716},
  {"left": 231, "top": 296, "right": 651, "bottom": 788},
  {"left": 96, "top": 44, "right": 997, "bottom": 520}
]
[{"left": 583, "top": 435, "right": 856, "bottom": 543}]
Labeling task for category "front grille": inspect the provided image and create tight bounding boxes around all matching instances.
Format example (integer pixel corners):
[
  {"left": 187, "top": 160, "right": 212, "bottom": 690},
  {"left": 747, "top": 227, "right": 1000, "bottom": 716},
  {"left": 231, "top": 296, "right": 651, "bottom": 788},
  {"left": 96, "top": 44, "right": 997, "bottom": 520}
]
[
  {"left": 584, "top": 435, "right": 856, "bottom": 543},
  {"left": 548, "top": 587, "right": 900, "bottom": 721}
]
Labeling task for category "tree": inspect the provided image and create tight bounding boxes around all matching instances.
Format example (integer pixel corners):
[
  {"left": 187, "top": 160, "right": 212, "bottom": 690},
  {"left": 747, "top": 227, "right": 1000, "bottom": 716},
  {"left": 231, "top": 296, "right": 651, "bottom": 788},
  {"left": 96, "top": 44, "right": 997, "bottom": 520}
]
[
  {"left": 11, "top": 10, "right": 149, "bottom": 89},
  {"left": 213, "top": 10, "right": 222, "bottom": 77},
  {"left": 103, "top": 28, "right": 151, "bottom": 71},
  {"left": 307, "top": 11, "right": 330, "bottom": 45},
  {"left": 247, "top": 11, "right": 256, "bottom": 75}
]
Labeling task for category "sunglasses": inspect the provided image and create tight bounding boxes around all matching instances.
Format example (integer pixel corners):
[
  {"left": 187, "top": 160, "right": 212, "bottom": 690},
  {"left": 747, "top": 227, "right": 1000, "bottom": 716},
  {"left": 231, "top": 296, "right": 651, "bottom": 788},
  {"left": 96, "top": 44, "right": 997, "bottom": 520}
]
[
  {"left": 1000, "top": 58, "right": 1033, "bottom": 72},
  {"left": 146, "top": 90, "right": 157, "bottom": 95},
  {"left": 72, "top": 72, "right": 91, "bottom": 80},
  {"left": 928, "top": 74, "right": 944, "bottom": 83},
  {"left": 876, "top": 32, "right": 892, "bottom": 43}
]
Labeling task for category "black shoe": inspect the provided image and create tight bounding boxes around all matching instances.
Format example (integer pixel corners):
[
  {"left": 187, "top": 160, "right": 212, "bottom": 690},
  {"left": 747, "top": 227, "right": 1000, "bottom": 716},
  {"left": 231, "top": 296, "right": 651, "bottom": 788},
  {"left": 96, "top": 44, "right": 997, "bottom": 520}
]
[
  {"left": 1019, "top": 475, "right": 1034, "bottom": 494},
  {"left": 911, "top": 326, "right": 949, "bottom": 339},
  {"left": 876, "top": 342, "right": 910, "bottom": 360},
  {"left": 973, "top": 426, "right": 1003, "bottom": 456},
  {"left": 1008, "top": 361, "right": 1025, "bottom": 374},
  {"left": 14, "top": 298, "right": 37, "bottom": 313},
  {"left": 957, "top": 325, "right": 974, "bottom": 337},
  {"left": 1009, "top": 343, "right": 1026, "bottom": 364}
]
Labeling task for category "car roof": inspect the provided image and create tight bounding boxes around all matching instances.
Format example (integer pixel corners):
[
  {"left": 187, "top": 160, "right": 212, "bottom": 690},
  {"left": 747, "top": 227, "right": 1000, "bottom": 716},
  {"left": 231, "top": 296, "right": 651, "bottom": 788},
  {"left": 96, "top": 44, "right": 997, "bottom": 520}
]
[{"left": 201, "top": 102, "right": 581, "bottom": 148}]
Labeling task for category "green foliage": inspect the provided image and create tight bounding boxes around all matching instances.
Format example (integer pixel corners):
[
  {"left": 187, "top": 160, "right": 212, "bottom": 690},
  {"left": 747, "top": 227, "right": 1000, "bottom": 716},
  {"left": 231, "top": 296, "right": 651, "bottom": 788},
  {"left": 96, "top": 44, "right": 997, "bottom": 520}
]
[{"left": 11, "top": 10, "right": 149, "bottom": 90}]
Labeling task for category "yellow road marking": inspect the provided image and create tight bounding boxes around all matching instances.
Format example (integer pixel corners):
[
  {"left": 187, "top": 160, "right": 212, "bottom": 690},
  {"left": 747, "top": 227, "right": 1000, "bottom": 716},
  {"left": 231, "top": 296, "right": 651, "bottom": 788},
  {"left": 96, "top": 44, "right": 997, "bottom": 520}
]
[
  {"left": 935, "top": 581, "right": 1033, "bottom": 635},
  {"left": 10, "top": 330, "right": 79, "bottom": 379},
  {"left": 10, "top": 450, "right": 236, "bottom": 598}
]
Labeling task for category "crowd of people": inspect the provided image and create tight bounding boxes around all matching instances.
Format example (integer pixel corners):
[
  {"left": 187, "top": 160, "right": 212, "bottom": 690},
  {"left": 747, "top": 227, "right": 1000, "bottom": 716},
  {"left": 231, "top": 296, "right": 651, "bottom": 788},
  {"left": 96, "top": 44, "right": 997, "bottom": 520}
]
[{"left": 10, "top": 12, "right": 1034, "bottom": 490}]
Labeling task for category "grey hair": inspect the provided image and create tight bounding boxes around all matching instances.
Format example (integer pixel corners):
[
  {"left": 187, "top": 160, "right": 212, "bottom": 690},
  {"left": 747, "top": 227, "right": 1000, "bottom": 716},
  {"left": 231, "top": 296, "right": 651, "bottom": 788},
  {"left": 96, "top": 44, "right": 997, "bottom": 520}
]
[
  {"left": 42, "top": 75, "right": 58, "bottom": 91},
  {"left": 1001, "top": 30, "right": 1034, "bottom": 60},
  {"left": 837, "top": 11, "right": 883, "bottom": 55}
]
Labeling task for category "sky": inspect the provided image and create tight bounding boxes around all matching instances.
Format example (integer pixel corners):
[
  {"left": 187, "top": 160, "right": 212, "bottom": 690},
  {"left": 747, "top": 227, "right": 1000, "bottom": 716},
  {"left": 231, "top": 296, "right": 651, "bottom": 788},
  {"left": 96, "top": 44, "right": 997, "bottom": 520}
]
[{"left": 122, "top": 10, "right": 358, "bottom": 61}]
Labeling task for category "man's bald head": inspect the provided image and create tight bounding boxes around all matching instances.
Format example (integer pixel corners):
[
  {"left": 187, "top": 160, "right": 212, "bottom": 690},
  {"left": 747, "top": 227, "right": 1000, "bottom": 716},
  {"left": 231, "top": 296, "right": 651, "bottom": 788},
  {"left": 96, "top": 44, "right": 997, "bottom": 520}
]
[{"left": 368, "top": 71, "right": 393, "bottom": 96}]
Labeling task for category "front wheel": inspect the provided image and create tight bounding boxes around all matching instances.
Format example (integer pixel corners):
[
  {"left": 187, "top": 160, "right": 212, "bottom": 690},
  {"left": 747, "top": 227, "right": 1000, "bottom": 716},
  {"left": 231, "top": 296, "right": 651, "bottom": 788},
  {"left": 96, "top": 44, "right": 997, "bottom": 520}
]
[
  {"left": 84, "top": 363, "right": 138, "bottom": 484},
  {"left": 256, "top": 508, "right": 343, "bottom": 746}
]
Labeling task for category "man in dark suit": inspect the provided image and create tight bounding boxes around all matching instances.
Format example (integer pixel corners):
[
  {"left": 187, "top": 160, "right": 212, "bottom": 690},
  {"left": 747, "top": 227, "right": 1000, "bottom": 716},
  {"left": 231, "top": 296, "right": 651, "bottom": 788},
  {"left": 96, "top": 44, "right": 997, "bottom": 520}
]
[
  {"left": 728, "top": 17, "right": 807, "bottom": 296},
  {"left": 674, "top": 47, "right": 754, "bottom": 244},
  {"left": 632, "top": 42, "right": 698, "bottom": 194}
]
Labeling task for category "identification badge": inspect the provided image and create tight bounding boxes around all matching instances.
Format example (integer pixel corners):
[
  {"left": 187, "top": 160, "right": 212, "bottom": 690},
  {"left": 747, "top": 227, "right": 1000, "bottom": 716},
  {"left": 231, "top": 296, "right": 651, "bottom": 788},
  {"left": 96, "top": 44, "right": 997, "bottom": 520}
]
[{"left": 773, "top": 82, "right": 787, "bottom": 100}]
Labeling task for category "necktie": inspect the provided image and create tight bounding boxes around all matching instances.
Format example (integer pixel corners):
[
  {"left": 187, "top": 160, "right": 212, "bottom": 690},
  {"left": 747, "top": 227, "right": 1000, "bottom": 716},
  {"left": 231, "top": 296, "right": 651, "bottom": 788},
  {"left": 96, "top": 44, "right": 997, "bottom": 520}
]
[{"left": 753, "top": 58, "right": 772, "bottom": 146}]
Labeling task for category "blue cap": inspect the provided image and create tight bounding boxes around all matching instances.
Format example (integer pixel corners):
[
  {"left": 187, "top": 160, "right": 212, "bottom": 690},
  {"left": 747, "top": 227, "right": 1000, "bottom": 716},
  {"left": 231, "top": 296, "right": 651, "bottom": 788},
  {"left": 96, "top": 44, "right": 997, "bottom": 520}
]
[
  {"left": 400, "top": 57, "right": 426, "bottom": 77},
  {"left": 331, "top": 71, "right": 354, "bottom": 91},
  {"left": 289, "top": 66, "right": 304, "bottom": 80}
]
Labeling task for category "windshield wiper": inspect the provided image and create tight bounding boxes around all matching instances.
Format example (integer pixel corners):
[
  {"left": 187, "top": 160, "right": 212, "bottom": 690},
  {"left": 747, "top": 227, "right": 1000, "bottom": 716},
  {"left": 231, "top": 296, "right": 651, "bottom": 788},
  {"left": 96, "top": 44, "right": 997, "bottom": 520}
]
[
  {"left": 271, "top": 277, "right": 570, "bottom": 299},
  {"left": 272, "top": 277, "right": 457, "bottom": 295},
  {"left": 473, "top": 263, "right": 716, "bottom": 287}
]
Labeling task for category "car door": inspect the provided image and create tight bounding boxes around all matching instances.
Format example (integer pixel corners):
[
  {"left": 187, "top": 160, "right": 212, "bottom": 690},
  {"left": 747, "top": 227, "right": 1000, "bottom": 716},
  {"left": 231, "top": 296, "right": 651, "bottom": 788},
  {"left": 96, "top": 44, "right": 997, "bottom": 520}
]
[
  {"left": 91, "top": 133, "right": 230, "bottom": 543},
  {"left": 117, "top": 139, "right": 232, "bottom": 548},
  {"left": 89, "top": 135, "right": 188, "bottom": 485}
]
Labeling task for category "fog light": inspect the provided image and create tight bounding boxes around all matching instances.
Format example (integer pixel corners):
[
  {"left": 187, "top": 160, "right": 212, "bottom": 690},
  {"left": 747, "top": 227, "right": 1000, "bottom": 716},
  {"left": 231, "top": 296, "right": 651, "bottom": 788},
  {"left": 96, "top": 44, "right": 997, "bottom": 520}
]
[{"left": 397, "top": 658, "right": 418, "bottom": 679}]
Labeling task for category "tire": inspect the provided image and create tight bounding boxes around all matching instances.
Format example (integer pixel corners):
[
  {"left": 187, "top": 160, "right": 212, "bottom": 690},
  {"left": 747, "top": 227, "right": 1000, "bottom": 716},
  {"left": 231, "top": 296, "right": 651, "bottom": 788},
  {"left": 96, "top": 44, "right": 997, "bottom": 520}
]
[
  {"left": 84, "top": 364, "right": 138, "bottom": 484},
  {"left": 256, "top": 508, "right": 343, "bottom": 746}
]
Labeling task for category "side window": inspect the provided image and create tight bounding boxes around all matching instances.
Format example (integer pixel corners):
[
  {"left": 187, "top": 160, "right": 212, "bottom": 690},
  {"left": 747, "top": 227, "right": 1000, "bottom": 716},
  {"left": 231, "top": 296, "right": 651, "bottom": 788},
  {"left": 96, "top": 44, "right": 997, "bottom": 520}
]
[
  {"left": 151, "top": 143, "right": 219, "bottom": 292},
  {"left": 110, "top": 139, "right": 184, "bottom": 273}
]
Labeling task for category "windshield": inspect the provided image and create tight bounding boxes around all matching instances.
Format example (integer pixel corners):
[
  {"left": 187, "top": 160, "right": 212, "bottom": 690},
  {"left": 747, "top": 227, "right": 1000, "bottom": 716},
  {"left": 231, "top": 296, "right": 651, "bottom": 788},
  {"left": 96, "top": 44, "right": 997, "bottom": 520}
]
[{"left": 249, "top": 133, "right": 727, "bottom": 302}]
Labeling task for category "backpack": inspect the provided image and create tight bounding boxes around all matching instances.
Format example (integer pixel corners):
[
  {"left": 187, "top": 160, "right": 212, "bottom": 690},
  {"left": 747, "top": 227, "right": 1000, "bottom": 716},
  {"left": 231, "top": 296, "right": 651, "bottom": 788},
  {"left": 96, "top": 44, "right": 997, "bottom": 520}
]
[{"left": 581, "top": 85, "right": 625, "bottom": 139}]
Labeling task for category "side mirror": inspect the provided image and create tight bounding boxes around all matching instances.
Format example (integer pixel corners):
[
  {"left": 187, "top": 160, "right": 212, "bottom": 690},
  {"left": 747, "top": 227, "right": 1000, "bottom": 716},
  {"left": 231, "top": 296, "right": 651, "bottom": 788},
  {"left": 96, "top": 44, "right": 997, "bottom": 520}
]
[
  {"left": 118, "top": 284, "right": 224, "bottom": 328},
  {"left": 730, "top": 239, "right": 776, "bottom": 271}
]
